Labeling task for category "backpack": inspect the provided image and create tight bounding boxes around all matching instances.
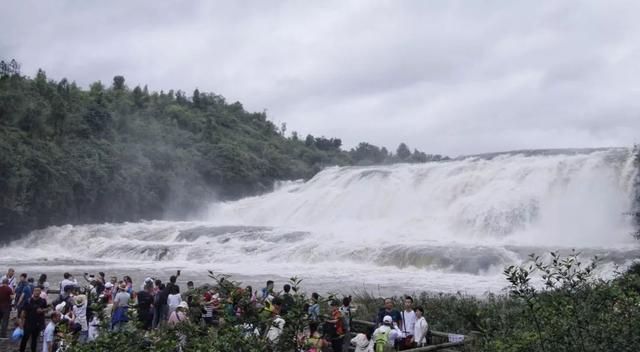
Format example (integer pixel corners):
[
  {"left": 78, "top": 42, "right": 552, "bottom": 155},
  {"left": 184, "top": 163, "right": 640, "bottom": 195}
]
[{"left": 375, "top": 329, "right": 389, "bottom": 352}]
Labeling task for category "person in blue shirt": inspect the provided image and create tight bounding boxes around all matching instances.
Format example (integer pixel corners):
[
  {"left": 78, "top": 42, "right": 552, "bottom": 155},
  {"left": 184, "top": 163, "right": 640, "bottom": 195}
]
[
  {"left": 260, "top": 280, "right": 274, "bottom": 301},
  {"left": 15, "top": 273, "right": 32, "bottom": 316}
]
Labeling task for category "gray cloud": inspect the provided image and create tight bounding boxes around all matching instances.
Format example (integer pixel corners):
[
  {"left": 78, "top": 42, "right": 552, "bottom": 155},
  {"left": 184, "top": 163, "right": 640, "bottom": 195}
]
[{"left": 2, "top": 0, "right": 639, "bottom": 156}]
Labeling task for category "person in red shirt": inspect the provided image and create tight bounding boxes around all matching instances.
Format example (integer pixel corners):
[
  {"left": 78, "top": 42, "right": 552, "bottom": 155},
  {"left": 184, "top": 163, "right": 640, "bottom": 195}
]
[
  {"left": 326, "top": 300, "right": 345, "bottom": 352},
  {"left": 0, "top": 278, "right": 14, "bottom": 339}
]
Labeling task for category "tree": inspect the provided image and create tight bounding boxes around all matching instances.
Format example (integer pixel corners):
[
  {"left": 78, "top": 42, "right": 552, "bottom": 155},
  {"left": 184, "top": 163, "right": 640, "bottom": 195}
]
[
  {"left": 305, "top": 134, "right": 315, "bottom": 147},
  {"left": 112, "top": 75, "right": 125, "bottom": 91},
  {"left": 132, "top": 86, "right": 144, "bottom": 108},
  {"left": 396, "top": 143, "right": 411, "bottom": 161},
  {"left": 350, "top": 142, "right": 387, "bottom": 165},
  {"left": 193, "top": 88, "right": 201, "bottom": 108},
  {"left": 0, "top": 59, "right": 21, "bottom": 77}
]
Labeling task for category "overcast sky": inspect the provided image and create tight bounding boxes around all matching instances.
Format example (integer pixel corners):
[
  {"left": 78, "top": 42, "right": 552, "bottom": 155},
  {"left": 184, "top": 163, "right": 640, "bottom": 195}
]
[{"left": 2, "top": 1, "right": 639, "bottom": 156}]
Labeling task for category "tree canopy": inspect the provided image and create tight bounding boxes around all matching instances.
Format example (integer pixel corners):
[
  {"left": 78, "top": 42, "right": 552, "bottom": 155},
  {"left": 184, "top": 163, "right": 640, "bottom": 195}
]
[{"left": 0, "top": 62, "right": 448, "bottom": 240}]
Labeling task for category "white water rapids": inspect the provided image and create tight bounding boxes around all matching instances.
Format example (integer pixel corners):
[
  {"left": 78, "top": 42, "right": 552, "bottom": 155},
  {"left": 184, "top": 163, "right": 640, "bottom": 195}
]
[{"left": 2, "top": 148, "right": 639, "bottom": 294}]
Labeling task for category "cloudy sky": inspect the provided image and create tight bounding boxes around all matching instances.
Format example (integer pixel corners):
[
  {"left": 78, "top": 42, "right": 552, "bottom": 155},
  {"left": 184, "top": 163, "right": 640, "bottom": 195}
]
[{"left": 2, "top": 1, "right": 639, "bottom": 156}]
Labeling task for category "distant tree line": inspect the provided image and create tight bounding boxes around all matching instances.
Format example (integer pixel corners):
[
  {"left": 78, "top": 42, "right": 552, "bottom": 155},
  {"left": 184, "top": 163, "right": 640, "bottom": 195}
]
[{"left": 0, "top": 59, "right": 449, "bottom": 240}]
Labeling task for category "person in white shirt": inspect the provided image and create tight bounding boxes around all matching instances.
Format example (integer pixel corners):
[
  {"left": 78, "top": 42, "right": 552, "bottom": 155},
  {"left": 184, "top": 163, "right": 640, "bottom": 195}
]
[
  {"left": 350, "top": 332, "right": 374, "bottom": 352},
  {"left": 400, "top": 296, "right": 416, "bottom": 346},
  {"left": 73, "top": 295, "right": 88, "bottom": 342},
  {"left": 167, "top": 285, "right": 181, "bottom": 314},
  {"left": 372, "top": 315, "right": 400, "bottom": 351},
  {"left": 1, "top": 268, "right": 16, "bottom": 291},
  {"left": 266, "top": 297, "right": 285, "bottom": 345},
  {"left": 414, "top": 307, "right": 429, "bottom": 347},
  {"left": 43, "top": 311, "right": 61, "bottom": 352},
  {"left": 59, "top": 273, "right": 77, "bottom": 299}
]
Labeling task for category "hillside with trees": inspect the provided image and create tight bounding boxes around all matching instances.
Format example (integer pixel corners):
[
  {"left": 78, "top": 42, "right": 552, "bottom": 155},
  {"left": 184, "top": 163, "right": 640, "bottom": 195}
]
[{"left": 0, "top": 60, "right": 445, "bottom": 240}]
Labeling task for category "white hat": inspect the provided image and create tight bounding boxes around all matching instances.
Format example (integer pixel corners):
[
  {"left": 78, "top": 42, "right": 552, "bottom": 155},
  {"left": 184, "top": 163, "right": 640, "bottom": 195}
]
[
  {"left": 55, "top": 302, "right": 67, "bottom": 312},
  {"left": 178, "top": 301, "right": 189, "bottom": 310},
  {"left": 105, "top": 282, "right": 114, "bottom": 289},
  {"left": 383, "top": 315, "right": 392, "bottom": 324}
]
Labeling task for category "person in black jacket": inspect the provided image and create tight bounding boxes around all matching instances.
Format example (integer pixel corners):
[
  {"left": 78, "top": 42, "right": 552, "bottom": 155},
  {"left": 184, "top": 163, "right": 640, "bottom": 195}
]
[{"left": 19, "top": 287, "right": 47, "bottom": 352}]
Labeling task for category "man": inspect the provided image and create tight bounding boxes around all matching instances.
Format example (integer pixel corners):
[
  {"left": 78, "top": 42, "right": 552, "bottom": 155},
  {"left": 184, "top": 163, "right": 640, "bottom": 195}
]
[
  {"left": 59, "top": 273, "right": 77, "bottom": 299},
  {"left": 261, "top": 280, "right": 274, "bottom": 301},
  {"left": 15, "top": 273, "right": 32, "bottom": 316},
  {"left": 183, "top": 281, "right": 195, "bottom": 305},
  {"left": 43, "top": 311, "right": 61, "bottom": 352},
  {"left": 1, "top": 268, "right": 16, "bottom": 291},
  {"left": 399, "top": 296, "right": 416, "bottom": 350},
  {"left": 137, "top": 280, "right": 154, "bottom": 330},
  {"left": 308, "top": 292, "right": 320, "bottom": 321},
  {"left": 20, "top": 287, "right": 47, "bottom": 352},
  {"left": 0, "top": 278, "right": 13, "bottom": 339},
  {"left": 377, "top": 298, "right": 402, "bottom": 327}
]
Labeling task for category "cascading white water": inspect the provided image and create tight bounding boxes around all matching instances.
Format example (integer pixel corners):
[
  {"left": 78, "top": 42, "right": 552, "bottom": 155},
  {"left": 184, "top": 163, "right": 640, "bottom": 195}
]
[{"left": 2, "top": 148, "right": 638, "bottom": 294}]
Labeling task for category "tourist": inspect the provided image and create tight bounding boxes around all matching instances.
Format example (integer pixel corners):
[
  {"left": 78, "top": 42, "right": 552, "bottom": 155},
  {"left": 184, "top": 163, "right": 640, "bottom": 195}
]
[
  {"left": 350, "top": 328, "right": 374, "bottom": 352},
  {"left": 15, "top": 273, "right": 32, "bottom": 316},
  {"left": 168, "top": 272, "right": 180, "bottom": 293},
  {"left": 152, "top": 282, "right": 166, "bottom": 329},
  {"left": 339, "top": 296, "right": 353, "bottom": 352},
  {"left": 1, "top": 268, "right": 16, "bottom": 290},
  {"left": 168, "top": 301, "right": 189, "bottom": 327},
  {"left": 372, "top": 315, "right": 400, "bottom": 352},
  {"left": 103, "top": 282, "right": 114, "bottom": 303},
  {"left": 305, "top": 321, "right": 328, "bottom": 351},
  {"left": 73, "top": 294, "right": 89, "bottom": 342},
  {"left": 122, "top": 275, "right": 135, "bottom": 298},
  {"left": 399, "top": 295, "right": 416, "bottom": 349},
  {"left": 265, "top": 297, "right": 285, "bottom": 346},
  {"left": 137, "top": 280, "right": 154, "bottom": 330},
  {"left": 153, "top": 279, "right": 162, "bottom": 295},
  {"left": 42, "top": 311, "right": 61, "bottom": 352},
  {"left": 308, "top": 292, "right": 320, "bottom": 321},
  {"left": 59, "top": 273, "right": 77, "bottom": 299},
  {"left": 413, "top": 307, "right": 429, "bottom": 347},
  {"left": 326, "top": 299, "right": 345, "bottom": 352},
  {"left": 261, "top": 280, "right": 274, "bottom": 301},
  {"left": 36, "top": 274, "right": 49, "bottom": 294},
  {"left": 19, "top": 287, "right": 47, "bottom": 352},
  {"left": 281, "top": 284, "right": 294, "bottom": 316},
  {"left": 111, "top": 282, "right": 130, "bottom": 331},
  {"left": 0, "top": 278, "right": 13, "bottom": 339},
  {"left": 377, "top": 298, "right": 401, "bottom": 326},
  {"left": 202, "top": 287, "right": 220, "bottom": 327},
  {"left": 168, "top": 284, "right": 182, "bottom": 314},
  {"left": 183, "top": 281, "right": 195, "bottom": 306}
]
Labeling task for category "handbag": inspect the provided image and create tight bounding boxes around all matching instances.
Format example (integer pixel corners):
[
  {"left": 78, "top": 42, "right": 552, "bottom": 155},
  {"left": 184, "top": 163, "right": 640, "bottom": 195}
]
[{"left": 12, "top": 327, "right": 24, "bottom": 341}]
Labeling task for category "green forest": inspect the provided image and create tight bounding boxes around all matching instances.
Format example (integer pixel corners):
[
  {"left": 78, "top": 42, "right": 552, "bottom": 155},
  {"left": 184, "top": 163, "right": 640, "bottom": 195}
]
[{"left": 0, "top": 59, "right": 447, "bottom": 241}]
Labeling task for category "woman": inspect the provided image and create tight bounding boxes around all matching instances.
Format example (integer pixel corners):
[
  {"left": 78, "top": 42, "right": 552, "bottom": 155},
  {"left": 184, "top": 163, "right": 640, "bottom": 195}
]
[
  {"left": 167, "top": 284, "right": 182, "bottom": 314},
  {"left": 168, "top": 301, "right": 189, "bottom": 327},
  {"left": 414, "top": 307, "right": 429, "bottom": 347},
  {"left": 111, "top": 282, "right": 130, "bottom": 331},
  {"left": 351, "top": 329, "right": 374, "bottom": 352}
]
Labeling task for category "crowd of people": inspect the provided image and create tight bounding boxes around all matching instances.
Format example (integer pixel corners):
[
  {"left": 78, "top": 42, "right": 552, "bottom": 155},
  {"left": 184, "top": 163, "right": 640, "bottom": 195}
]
[{"left": 0, "top": 268, "right": 431, "bottom": 352}]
